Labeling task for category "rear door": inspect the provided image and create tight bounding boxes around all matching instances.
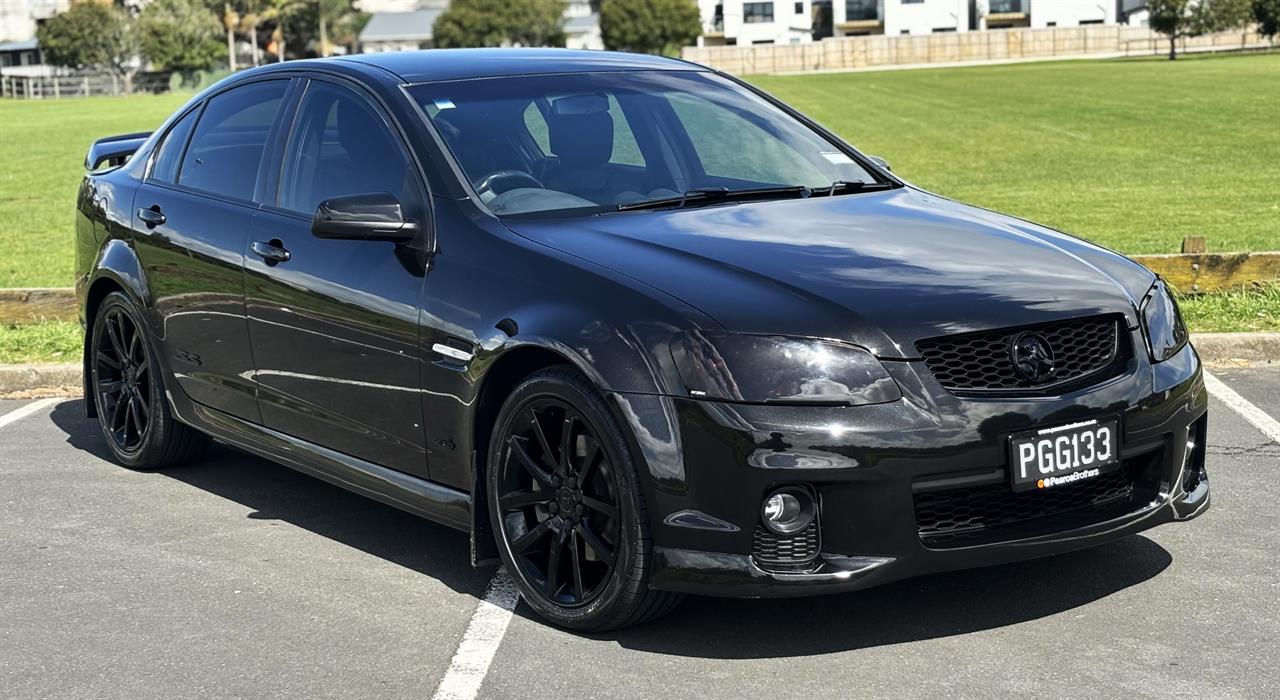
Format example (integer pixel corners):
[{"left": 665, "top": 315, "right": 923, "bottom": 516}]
[
  {"left": 132, "top": 78, "right": 294, "bottom": 422},
  {"left": 244, "top": 77, "right": 432, "bottom": 478}
]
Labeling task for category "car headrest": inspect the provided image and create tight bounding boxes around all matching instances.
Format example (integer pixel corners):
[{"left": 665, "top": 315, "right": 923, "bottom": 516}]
[{"left": 548, "top": 109, "right": 614, "bottom": 169}]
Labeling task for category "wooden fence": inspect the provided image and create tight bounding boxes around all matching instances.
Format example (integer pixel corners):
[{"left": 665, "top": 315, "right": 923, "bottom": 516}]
[
  {"left": 682, "top": 25, "right": 1274, "bottom": 75},
  {"left": 0, "top": 72, "right": 172, "bottom": 99}
]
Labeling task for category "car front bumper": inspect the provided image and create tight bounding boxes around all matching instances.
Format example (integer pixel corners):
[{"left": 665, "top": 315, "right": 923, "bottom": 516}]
[{"left": 614, "top": 339, "right": 1210, "bottom": 598}]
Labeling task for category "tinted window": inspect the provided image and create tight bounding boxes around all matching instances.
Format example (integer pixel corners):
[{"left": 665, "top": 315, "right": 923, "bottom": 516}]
[
  {"left": 179, "top": 80, "right": 288, "bottom": 201},
  {"left": 151, "top": 107, "right": 198, "bottom": 184},
  {"left": 278, "top": 81, "right": 418, "bottom": 215}
]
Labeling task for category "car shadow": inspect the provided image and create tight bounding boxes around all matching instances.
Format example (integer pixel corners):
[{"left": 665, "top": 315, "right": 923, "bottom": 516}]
[
  {"left": 52, "top": 399, "right": 1173, "bottom": 658},
  {"left": 49, "top": 400, "right": 493, "bottom": 600},
  {"left": 596, "top": 534, "right": 1171, "bottom": 658}
]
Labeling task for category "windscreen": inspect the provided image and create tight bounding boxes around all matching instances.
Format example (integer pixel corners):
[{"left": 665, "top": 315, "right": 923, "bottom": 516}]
[{"left": 407, "top": 71, "right": 878, "bottom": 216}]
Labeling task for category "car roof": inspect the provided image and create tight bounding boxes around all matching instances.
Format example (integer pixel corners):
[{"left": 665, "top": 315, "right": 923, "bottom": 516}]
[{"left": 333, "top": 48, "right": 702, "bottom": 84}]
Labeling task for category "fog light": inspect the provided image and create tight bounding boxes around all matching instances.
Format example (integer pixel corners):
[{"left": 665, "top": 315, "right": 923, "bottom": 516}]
[{"left": 760, "top": 486, "right": 816, "bottom": 534}]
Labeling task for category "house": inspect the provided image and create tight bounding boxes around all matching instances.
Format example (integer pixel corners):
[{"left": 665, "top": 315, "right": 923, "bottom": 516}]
[
  {"left": 358, "top": 0, "right": 603, "bottom": 53},
  {"left": 0, "top": 36, "right": 41, "bottom": 75},
  {"left": 978, "top": 1, "right": 1148, "bottom": 31},
  {"left": 697, "top": 1, "right": 817, "bottom": 46},
  {"left": 1, "top": 0, "right": 67, "bottom": 44},
  {"left": 1, "top": 0, "right": 68, "bottom": 77},
  {"left": 696, "top": 1, "right": 1156, "bottom": 45},
  {"left": 564, "top": 0, "right": 603, "bottom": 50},
  {"left": 833, "top": 0, "right": 972, "bottom": 36},
  {"left": 358, "top": 9, "right": 445, "bottom": 52}
]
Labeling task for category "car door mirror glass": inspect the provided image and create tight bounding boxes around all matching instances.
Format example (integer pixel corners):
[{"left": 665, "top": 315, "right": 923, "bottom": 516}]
[{"left": 311, "top": 192, "right": 417, "bottom": 242}]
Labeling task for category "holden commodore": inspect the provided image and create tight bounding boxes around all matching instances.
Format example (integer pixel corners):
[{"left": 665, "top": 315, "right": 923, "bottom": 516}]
[{"left": 75, "top": 49, "right": 1209, "bottom": 630}]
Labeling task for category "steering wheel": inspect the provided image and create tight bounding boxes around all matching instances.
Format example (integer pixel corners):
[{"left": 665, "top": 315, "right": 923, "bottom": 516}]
[{"left": 473, "top": 170, "right": 545, "bottom": 199}]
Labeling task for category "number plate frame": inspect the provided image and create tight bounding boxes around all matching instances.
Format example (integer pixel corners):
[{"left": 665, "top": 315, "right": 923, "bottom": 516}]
[{"left": 1007, "top": 418, "right": 1120, "bottom": 492}]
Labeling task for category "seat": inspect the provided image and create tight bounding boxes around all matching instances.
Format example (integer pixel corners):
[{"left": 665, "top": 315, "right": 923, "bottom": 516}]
[{"left": 542, "top": 108, "right": 615, "bottom": 203}]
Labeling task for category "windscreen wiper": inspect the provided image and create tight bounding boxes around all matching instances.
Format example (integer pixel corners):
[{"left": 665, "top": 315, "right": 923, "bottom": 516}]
[
  {"left": 616, "top": 185, "right": 808, "bottom": 212},
  {"left": 809, "top": 180, "right": 898, "bottom": 197}
]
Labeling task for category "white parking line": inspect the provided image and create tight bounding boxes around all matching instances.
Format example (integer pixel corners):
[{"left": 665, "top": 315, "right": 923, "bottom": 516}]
[
  {"left": 431, "top": 571, "right": 520, "bottom": 700},
  {"left": 1204, "top": 372, "right": 1280, "bottom": 444},
  {"left": 0, "top": 398, "right": 63, "bottom": 430}
]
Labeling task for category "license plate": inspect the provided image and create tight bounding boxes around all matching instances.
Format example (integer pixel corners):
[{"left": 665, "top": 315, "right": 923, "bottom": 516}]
[{"left": 1008, "top": 418, "right": 1119, "bottom": 492}]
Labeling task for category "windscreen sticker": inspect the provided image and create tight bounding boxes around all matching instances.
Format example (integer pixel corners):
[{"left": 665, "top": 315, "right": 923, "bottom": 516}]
[
  {"left": 821, "top": 151, "right": 856, "bottom": 164},
  {"left": 433, "top": 98, "right": 457, "bottom": 110}
]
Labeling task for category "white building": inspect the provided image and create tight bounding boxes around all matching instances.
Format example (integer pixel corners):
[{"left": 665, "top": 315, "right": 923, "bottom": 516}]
[
  {"left": 564, "top": 0, "right": 603, "bottom": 50},
  {"left": 697, "top": 1, "right": 816, "bottom": 46},
  {"left": 695, "top": 1, "right": 1155, "bottom": 45},
  {"left": 0, "top": 0, "right": 67, "bottom": 43},
  {"left": 834, "top": 0, "right": 972, "bottom": 36},
  {"left": 977, "top": 1, "right": 1147, "bottom": 30},
  {"left": 1028, "top": 0, "right": 1114, "bottom": 27}
]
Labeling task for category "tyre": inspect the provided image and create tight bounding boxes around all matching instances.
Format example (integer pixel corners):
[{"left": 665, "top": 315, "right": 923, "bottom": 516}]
[
  {"left": 487, "top": 366, "right": 682, "bottom": 630},
  {"left": 90, "top": 291, "right": 208, "bottom": 470}
]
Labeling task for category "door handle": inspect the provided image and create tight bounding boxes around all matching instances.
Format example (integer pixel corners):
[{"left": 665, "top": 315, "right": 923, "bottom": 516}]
[
  {"left": 251, "top": 240, "right": 291, "bottom": 265},
  {"left": 136, "top": 206, "right": 165, "bottom": 228}
]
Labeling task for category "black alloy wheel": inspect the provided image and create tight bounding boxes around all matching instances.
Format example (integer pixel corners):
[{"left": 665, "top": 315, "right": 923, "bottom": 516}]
[
  {"left": 498, "top": 397, "right": 621, "bottom": 607},
  {"left": 94, "top": 304, "right": 152, "bottom": 454},
  {"left": 488, "top": 367, "right": 682, "bottom": 630},
  {"left": 90, "top": 292, "right": 207, "bottom": 470}
]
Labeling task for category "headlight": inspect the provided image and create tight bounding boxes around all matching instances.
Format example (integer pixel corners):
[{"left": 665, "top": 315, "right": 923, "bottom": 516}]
[
  {"left": 1140, "top": 279, "right": 1189, "bottom": 362},
  {"left": 670, "top": 331, "right": 901, "bottom": 406}
]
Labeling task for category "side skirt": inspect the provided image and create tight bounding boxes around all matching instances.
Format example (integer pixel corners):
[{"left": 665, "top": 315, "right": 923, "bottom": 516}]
[{"left": 185, "top": 400, "right": 472, "bottom": 532}]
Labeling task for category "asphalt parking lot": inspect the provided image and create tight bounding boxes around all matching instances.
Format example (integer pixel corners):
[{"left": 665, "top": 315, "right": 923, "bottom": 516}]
[{"left": 2, "top": 367, "right": 1278, "bottom": 699}]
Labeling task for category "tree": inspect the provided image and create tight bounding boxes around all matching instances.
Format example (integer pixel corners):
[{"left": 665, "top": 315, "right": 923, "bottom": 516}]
[
  {"left": 1147, "top": 0, "right": 1251, "bottom": 59},
  {"left": 223, "top": 3, "right": 240, "bottom": 71},
  {"left": 432, "top": 0, "right": 567, "bottom": 49},
  {"left": 599, "top": 0, "right": 701, "bottom": 56},
  {"left": 1254, "top": 0, "right": 1280, "bottom": 41},
  {"left": 138, "top": 0, "right": 225, "bottom": 77},
  {"left": 260, "top": 0, "right": 307, "bottom": 62},
  {"left": 36, "top": 2, "right": 140, "bottom": 92}
]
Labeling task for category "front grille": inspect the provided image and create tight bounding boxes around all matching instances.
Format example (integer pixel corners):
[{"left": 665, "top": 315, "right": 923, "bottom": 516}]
[
  {"left": 913, "top": 454, "right": 1159, "bottom": 548},
  {"left": 915, "top": 315, "right": 1124, "bottom": 395},
  {"left": 752, "top": 523, "right": 820, "bottom": 570}
]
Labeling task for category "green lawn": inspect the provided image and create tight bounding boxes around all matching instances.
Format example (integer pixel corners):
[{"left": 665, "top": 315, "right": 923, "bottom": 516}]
[
  {"left": 751, "top": 52, "right": 1280, "bottom": 255},
  {"left": 0, "top": 92, "right": 191, "bottom": 288}
]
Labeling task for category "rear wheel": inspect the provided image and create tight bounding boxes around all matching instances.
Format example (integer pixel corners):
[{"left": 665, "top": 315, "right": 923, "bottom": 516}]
[
  {"left": 487, "top": 367, "right": 682, "bottom": 630},
  {"left": 91, "top": 292, "right": 207, "bottom": 470}
]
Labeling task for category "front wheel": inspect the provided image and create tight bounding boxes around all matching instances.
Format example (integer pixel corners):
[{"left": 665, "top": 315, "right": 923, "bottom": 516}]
[
  {"left": 487, "top": 367, "right": 682, "bottom": 630},
  {"left": 90, "top": 291, "right": 207, "bottom": 470}
]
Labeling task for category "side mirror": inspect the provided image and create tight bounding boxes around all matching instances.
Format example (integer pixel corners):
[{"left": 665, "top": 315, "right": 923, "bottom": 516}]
[
  {"left": 311, "top": 192, "right": 418, "bottom": 242},
  {"left": 868, "top": 155, "right": 891, "bottom": 172}
]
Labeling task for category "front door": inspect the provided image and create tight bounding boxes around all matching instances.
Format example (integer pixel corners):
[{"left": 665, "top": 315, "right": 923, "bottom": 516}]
[{"left": 243, "top": 78, "right": 431, "bottom": 478}]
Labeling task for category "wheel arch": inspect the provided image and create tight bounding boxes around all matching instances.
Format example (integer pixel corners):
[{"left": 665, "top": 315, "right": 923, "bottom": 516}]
[
  {"left": 468, "top": 343, "right": 580, "bottom": 566},
  {"left": 81, "top": 242, "right": 151, "bottom": 417}
]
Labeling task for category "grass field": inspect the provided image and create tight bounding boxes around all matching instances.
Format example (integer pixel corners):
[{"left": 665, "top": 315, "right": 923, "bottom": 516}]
[
  {"left": 752, "top": 52, "right": 1280, "bottom": 254},
  {"left": 0, "top": 92, "right": 191, "bottom": 288}
]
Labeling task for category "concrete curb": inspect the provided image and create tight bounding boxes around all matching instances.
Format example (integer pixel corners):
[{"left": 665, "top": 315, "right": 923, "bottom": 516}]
[
  {"left": 0, "top": 364, "right": 82, "bottom": 395},
  {"left": 1191, "top": 332, "right": 1280, "bottom": 367},
  {"left": 2, "top": 333, "right": 1275, "bottom": 397}
]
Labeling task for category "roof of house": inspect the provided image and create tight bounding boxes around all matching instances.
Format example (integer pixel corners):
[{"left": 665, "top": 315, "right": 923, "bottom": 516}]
[
  {"left": 0, "top": 38, "right": 39, "bottom": 52},
  {"left": 359, "top": 9, "right": 444, "bottom": 44}
]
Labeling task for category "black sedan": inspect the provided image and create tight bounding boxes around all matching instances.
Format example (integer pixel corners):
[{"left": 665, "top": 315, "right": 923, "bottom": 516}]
[{"left": 75, "top": 49, "right": 1209, "bottom": 630}]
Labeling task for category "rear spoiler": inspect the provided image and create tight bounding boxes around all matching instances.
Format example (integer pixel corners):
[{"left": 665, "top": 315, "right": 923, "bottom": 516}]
[{"left": 85, "top": 131, "right": 151, "bottom": 171}]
